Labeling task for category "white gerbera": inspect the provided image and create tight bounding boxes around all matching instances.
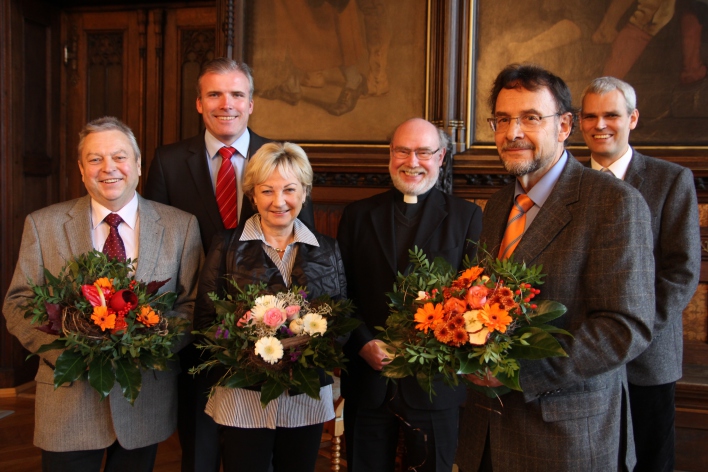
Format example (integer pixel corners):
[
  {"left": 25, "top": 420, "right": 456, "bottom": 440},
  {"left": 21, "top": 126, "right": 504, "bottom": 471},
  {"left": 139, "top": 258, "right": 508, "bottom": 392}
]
[
  {"left": 252, "top": 295, "right": 286, "bottom": 322},
  {"left": 301, "top": 313, "right": 328, "bottom": 336},
  {"left": 254, "top": 336, "right": 284, "bottom": 364}
]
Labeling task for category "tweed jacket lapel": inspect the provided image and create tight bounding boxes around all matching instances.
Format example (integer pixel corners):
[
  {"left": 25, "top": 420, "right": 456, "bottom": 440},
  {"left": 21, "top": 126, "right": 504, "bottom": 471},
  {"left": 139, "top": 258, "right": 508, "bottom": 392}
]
[
  {"left": 186, "top": 132, "right": 223, "bottom": 232},
  {"left": 134, "top": 195, "right": 163, "bottom": 280},
  {"left": 513, "top": 155, "right": 581, "bottom": 264},
  {"left": 369, "top": 191, "right": 397, "bottom": 274},
  {"left": 64, "top": 196, "right": 96, "bottom": 256},
  {"left": 624, "top": 149, "right": 647, "bottom": 190}
]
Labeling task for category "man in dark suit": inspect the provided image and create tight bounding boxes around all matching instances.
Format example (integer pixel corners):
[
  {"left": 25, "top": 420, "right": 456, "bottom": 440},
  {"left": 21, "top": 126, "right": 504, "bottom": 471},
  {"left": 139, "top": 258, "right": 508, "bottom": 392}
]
[
  {"left": 337, "top": 118, "right": 483, "bottom": 471},
  {"left": 145, "top": 58, "right": 314, "bottom": 472},
  {"left": 579, "top": 76, "right": 701, "bottom": 472},
  {"left": 3, "top": 117, "right": 202, "bottom": 472},
  {"left": 456, "top": 64, "right": 656, "bottom": 471}
]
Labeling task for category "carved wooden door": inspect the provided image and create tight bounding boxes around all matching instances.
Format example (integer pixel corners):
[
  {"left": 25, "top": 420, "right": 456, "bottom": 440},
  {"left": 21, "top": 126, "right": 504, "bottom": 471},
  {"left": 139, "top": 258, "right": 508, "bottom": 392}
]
[{"left": 60, "top": 5, "right": 216, "bottom": 200}]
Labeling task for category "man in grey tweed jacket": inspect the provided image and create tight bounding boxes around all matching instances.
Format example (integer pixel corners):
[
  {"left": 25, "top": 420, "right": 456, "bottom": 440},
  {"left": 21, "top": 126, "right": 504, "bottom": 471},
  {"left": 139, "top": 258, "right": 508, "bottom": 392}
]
[
  {"left": 3, "top": 117, "right": 203, "bottom": 471},
  {"left": 579, "top": 77, "right": 701, "bottom": 472},
  {"left": 456, "top": 64, "right": 655, "bottom": 472}
]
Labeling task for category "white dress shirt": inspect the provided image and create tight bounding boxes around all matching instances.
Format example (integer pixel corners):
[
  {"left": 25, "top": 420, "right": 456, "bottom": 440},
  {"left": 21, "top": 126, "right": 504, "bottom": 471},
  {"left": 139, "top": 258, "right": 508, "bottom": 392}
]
[{"left": 90, "top": 192, "right": 140, "bottom": 262}]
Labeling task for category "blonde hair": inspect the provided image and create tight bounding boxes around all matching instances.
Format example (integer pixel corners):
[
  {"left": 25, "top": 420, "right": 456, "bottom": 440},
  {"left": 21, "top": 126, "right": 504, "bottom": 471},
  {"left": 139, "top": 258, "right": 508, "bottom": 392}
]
[{"left": 242, "top": 142, "right": 313, "bottom": 207}]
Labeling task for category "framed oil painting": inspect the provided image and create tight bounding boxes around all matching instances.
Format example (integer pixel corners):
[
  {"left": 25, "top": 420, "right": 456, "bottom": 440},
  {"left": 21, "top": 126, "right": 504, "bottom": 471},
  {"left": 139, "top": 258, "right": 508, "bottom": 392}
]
[
  {"left": 470, "top": 0, "right": 708, "bottom": 147},
  {"left": 244, "top": 0, "right": 428, "bottom": 143}
]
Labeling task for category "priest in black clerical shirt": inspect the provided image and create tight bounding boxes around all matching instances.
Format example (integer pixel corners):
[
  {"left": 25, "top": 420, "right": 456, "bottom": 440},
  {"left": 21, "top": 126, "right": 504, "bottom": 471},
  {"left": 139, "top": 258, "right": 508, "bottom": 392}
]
[{"left": 337, "top": 118, "right": 483, "bottom": 472}]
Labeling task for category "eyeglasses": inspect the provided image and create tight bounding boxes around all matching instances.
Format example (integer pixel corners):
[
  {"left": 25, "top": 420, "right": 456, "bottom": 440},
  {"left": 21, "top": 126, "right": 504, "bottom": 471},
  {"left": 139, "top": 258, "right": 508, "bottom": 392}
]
[
  {"left": 487, "top": 113, "right": 560, "bottom": 133},
  {"left": 391, "top": 147, "right": 441, "bottom": 160}
]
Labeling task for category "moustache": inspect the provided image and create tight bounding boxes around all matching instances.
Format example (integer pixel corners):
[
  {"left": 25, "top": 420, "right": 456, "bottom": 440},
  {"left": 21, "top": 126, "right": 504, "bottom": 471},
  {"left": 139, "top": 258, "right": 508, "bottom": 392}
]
[
  {"left": 502, "top": 142, "right": 534, "bottom": 151},
  {"left": 400, "top": 166, "right": 427, "bottom": 174}
]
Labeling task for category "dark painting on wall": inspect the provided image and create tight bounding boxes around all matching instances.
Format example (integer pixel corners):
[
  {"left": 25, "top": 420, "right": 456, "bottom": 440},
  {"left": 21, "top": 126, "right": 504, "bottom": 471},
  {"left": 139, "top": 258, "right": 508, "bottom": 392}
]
[
  {"left": 245, "top": 0, "right": 428, "bottom": 143},
  {"left": 472, "top": 0, "right": 708, "bottom": 145}
]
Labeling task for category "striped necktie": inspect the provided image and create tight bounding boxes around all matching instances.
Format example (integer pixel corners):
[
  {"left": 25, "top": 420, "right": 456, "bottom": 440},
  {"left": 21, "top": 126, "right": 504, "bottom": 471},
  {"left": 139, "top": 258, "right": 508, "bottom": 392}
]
[
  {"left": 498, "top": 194, "right": 534, "bottom": 260},
  {"left": 216, "top": 146, "right": 238, "bottom": 229}
]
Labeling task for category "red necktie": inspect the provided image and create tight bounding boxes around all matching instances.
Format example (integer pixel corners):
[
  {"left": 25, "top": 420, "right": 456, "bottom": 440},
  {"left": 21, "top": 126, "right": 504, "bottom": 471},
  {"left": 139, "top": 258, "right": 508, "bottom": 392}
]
[
  {"left": 216, "top": 146, "right": 238, "bottom": 229},
  {"left": 103, "top": 213, "right": 127, "bottom": 261},
  {"left": 498, "top": 194, "right": 534, "bottom": 260}
]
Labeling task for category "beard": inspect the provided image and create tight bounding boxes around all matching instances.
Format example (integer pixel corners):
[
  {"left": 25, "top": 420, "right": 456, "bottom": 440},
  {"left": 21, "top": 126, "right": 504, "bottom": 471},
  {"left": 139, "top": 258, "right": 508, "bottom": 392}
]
[
  {"left": 499, "top": 141, "right": 552, "bottom": 177},
  {"left": 391, "top": 166, "right": 439, "bottom": 196}
]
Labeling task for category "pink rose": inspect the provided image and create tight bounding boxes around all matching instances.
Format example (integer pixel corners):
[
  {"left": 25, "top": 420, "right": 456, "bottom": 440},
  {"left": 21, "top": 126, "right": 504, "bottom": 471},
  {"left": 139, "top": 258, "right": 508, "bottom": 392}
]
[
  {"left": 263, "top": 307, "right": 287, "bottom": 328},
  {"left": 285, "top": 305, "right": 301, "bottom": 320},
  {"left": 237, "top": 310, "right": 253, "bottom": 328},
  {"left": 466, "top": 285, "right": 489, "bottom": 309}
]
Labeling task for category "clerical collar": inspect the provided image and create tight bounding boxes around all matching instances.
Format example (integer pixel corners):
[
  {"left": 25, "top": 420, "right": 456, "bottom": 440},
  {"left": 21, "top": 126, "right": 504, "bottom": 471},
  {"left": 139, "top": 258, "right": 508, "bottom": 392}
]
[
  {"left": 394, "top": 187, "right": 433, "bottom": 218},
  {"left": 395, "top": 187, "right": 433, "bottom": 205}
]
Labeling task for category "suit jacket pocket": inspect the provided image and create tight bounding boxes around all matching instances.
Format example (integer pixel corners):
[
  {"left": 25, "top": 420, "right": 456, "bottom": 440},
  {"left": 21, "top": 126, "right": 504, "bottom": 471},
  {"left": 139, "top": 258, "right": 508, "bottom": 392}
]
[{"left": 540, "top": 385, "right": 610, "bottom": 422}]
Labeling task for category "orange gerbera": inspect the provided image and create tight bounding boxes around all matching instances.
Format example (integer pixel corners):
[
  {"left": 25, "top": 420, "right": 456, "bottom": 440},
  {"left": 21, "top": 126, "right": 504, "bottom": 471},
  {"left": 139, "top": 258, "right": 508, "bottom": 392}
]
[
  {"left": 94, "top": 277, "right": 114, "bottom": 292},
  {"left": 91, "top": 305, "right": 116, "bottom": 331},
  {"left": 414, "top": 303, "right": 444, "bottom": 333},
  {"left": 477, "top": 303, "right": 512, "bottom": 333},
  {"left": 137, "top": 306, "right": 160, "bottom": 327},
  {"left": 457, "top": 266, "right": 484, "bottom": 284}
]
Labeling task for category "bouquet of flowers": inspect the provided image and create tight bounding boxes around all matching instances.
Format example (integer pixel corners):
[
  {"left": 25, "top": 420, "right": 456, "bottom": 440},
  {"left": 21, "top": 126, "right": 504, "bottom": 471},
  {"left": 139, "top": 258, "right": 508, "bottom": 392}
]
[
  {"left": 192, "top": 280, "right": 358, "bottom": 407},
  {"left": 378, "top": 246, "right": 571, "bottom": 398},
  {"left": 24, "top": 250, "right": 187, "bottom": 404}
]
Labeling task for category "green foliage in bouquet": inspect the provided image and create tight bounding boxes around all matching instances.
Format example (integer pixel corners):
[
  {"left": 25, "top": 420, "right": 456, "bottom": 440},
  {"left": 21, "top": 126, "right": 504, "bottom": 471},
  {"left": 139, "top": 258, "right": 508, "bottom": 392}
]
[
  {"left": 24, "top": 250, "right": 186, "bottom": 404},
  {"left": 378, "top": 246, "right": 571, "bottom": 398},
  {"left": 192, "top": 280, "right": 359, "bottom": 407}
]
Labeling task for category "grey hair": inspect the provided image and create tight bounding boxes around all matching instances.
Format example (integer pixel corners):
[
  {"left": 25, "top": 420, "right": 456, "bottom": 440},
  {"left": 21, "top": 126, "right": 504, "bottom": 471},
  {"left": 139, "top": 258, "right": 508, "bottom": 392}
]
[
  {"left": 581, "top": 76, "right": 637, "bottom": 114},
  {"left": 196, "top": 58, "right": 255, "bottom": 100},
  {"left": 437, "top": 128, "right": 450, "bottom": 151},
  {"left": 78, "top": 116, "right": 140, "bottom": 161}
]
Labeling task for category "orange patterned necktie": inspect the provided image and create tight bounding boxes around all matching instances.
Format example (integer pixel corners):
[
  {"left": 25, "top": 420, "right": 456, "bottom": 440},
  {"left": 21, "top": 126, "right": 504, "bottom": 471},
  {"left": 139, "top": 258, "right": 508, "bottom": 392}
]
[
  {"left": 498, "top": 194, "right": 534, "bottom": 260},
  {"left": 216, "top": 146, "right": 238, "bottom": 229}
]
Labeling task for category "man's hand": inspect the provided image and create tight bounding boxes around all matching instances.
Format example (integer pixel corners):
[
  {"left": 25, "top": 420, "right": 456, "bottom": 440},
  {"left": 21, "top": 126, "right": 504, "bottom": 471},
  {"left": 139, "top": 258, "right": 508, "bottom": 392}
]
[
  {"left": 359, "top": 340, "right": 393, "bottom": 371},
  {"left": 464, "top": 371, "right": 504, "bottom": 387}
]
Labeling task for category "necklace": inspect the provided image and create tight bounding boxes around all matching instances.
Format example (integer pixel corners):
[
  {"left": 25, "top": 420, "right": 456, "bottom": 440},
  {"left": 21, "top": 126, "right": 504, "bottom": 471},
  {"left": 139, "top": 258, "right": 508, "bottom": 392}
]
[{"left": 273, "top": 246, "right": 287, "bottom": 253}]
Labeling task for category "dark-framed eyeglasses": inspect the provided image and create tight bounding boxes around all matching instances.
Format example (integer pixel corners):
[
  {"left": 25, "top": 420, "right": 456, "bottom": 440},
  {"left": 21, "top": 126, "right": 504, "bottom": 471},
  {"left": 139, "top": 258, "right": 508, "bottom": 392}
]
[
  {"left": 391, "top": 147, "right": 441, "bottom": 160},
  {"left": 487, "top": 113, "right": 560, "bottom": 133}
]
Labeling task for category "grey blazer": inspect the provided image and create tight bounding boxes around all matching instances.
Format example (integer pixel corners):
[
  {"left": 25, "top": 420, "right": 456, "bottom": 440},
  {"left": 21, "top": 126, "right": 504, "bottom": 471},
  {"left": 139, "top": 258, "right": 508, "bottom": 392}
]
[
  {"left": 457, "top": 155, "right": 655, "bottom": 471},
  {"left": 623, "top": 151, "right": 701, "bottom": 385},
  {"left": 3, "top": 194, "right": 203, "bottom": 452}
]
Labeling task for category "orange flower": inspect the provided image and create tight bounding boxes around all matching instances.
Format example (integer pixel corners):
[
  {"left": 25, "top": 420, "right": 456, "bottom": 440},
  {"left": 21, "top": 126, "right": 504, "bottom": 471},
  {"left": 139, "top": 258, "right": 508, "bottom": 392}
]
[
  {"left": 91, "top": 305, "right": 116, "bottom": 331},
  {"left": 443, "top": 297, "right": 467, "bottom": 316},
  {"left": 477, "top": 303, "right": 512, "bottom": 333},
  {"left": 111, "top": 314, "right": 128, "bottom": 334},
  {"left": 137, "top": 306, "right": 160, "bottom": 327},
  {"left": 434, "top": 323, "right": 453, "bottom": 343},
  {"left": 450, "top": 327, "right": 469, "bottom": 347},
  {"left": 458, "top": 266, "right": 484, "bottom": 284},
  {"left": 447, "top": 315, "right": 466, "bottom": 329},
  {"left": 414, "top": 303, "right": 444, "bottom": 333},
  {"left": 94, "top": 277, "right": 114, "bottom": 293}
]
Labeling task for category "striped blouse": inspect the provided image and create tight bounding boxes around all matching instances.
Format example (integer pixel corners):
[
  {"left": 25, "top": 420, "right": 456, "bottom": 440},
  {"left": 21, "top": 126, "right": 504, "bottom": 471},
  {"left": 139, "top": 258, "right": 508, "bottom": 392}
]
[{"left": 204, "top": 215, "right": 335, "bottom": 429}]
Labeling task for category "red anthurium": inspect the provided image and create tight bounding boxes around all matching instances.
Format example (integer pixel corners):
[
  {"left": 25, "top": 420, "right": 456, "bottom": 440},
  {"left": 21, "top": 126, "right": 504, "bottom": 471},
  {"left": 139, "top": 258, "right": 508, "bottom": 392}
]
[
  {"left": 81, "top": 284, "right": 103, "bottom": 307},
  {"left": 109, "top": 289, "right": 138, "bottom": 312}
]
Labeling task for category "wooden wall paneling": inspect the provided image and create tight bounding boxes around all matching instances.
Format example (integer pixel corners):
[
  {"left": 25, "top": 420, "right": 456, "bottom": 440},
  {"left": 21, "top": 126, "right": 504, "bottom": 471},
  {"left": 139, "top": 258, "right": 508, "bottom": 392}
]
[
  {"left": 143, "top": 8, "right": 165, "bottom": 187},
  {"left": 159, "top": 6, "right": 216, "bottom": 148},
  {"left": 1, "top": 0, "right": 61, "bottom": 388}
]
